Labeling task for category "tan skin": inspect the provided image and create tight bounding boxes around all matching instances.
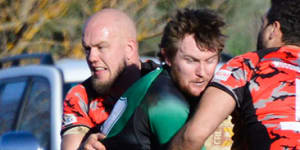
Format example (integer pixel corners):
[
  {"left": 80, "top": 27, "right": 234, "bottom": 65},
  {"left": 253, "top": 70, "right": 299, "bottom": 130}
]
[
  {"left": 61, "top": 9, "right": 140, "bottom": 150},
  {"left": 170, "top": 87, "right": 236, "bottom": 150},
  {"left": 168, "top": 10, "right": 286, "bottom": 150},
  {"left": 165, "top": 34, "right": 219, "bottom": 98},
  {"left": 79, "top": 33, "right": 220, "bottom": 150},
  {"left": 81, "top": 34, "right": 219, "bottom": 150}
]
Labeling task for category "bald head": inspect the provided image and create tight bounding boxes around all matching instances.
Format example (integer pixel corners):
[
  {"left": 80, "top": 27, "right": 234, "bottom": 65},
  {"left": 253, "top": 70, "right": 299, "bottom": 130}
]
[
  {"left": 83, "top": 8, "right": 137, "bottom": 40},
  {"left": 81, "top": 8, "right": 141, "bottom": 96},
  {"left": 82, "top": 8, "right": 141, "bottom": 88}
]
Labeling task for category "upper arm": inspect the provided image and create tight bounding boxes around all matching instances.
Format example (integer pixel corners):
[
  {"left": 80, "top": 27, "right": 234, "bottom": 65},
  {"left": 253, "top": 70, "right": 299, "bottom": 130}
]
[
  {"left": 148, "top": 96, "right": 189, "bottom": 144},
  {"left": 62, "top": 85, "right": 94, "bottom": 131}
]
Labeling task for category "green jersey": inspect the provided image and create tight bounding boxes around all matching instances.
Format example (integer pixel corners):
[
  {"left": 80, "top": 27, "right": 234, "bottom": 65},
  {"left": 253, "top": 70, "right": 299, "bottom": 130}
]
[{"left": 101, "top": 68, "right": 191, "bottom": 150}]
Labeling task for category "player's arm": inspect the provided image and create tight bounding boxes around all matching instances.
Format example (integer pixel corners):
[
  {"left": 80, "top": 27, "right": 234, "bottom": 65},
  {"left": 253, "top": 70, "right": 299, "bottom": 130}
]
[
  {"left": 62, "top": 128, "right": 106, "bottom": 150},
  {"left": 61, "top": 127, "right": 88, "bottom": 150},
  {"left": 61, "top": 85, "right": 95, "bottom": 150},
  {"left": 169, "top": 86, "right": 236, "bottom": 150}
]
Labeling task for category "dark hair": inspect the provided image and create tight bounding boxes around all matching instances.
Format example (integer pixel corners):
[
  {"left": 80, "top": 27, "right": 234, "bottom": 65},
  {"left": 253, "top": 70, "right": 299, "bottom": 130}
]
[
  {"left": 267, "top": 0, "right": 300, "bottom": 46},
  {"left": 158, "top": 8, "right": 226, "bottom": 62}
]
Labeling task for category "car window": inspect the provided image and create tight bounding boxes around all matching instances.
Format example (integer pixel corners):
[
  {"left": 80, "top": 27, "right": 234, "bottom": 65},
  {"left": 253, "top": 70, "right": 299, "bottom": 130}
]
[
  {"left": 0, "top": 78, "right": 27, "bottom": 134},
  {"left": 18, "top": 76, "right": 51, "bottom": 150}
]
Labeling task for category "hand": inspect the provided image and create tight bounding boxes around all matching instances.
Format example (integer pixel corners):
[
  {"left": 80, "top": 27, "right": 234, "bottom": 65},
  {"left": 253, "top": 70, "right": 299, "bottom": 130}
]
[{"left": 80, "top": 133, "right": 106, "bottom": 150}]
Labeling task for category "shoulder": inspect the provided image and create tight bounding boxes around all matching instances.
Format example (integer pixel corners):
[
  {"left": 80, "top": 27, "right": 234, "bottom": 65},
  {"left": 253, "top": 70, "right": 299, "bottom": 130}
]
[
  {"left": 65, "top": 84, "right": 87, "bottom": 98},
  {"left": 64, "top": 78, "right": 92, "bottom": 103},
  {"left": 226, "top": 51, "right": 259, "bottom": 67},
  {"left": 145, "top": 83, "right": 189, "bottom": 144},
  {"left": 147, "top": 96, "right": 189, "bottom": 144},
  {"left": 148, "top": 95, "right": 189, "bottom": 118},
  {"left": 145, "top": 70, "right": 190, "bottom": 120},
  {"left": 147, "top": 69, "right": 185, "bottom": 98},
  {"left": 228, "top": 48, "right": 281, "bottom": 66}
]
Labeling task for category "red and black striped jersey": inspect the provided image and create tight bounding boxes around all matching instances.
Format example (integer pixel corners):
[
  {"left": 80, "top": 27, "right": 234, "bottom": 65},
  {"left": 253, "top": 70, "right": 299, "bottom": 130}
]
[
  {"left": 61, "top": 77, "right": 110, "bottom": 133},
  {"left": 211, "top": 46, "right": 300, "bottom": 150}
]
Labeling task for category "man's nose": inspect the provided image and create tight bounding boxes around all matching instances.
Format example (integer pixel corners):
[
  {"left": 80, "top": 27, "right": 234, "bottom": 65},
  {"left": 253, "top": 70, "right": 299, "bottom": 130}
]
[
  {"left": 87, "top": 48, "right": 98, "bottom": 63},
  {"left": 195, "top": 63, "right": 205, "bottom": 77}
]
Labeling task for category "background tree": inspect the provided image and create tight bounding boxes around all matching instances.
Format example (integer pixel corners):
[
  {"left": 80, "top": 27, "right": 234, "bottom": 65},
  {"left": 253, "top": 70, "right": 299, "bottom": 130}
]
[{"left": 0, "top": 0, "right": 269, "bottom": 60}]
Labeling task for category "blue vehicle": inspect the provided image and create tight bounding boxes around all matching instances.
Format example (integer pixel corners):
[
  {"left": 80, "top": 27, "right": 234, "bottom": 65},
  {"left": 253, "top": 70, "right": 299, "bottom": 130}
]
[{"left": 0, "top": 53, "right": 91, "bottom": 150}]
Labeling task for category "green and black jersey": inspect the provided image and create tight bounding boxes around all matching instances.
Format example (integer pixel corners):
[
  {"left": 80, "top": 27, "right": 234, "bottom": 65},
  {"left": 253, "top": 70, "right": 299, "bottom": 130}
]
[{"left": 101, "top": 67, "right": 190, "bottom": 150}]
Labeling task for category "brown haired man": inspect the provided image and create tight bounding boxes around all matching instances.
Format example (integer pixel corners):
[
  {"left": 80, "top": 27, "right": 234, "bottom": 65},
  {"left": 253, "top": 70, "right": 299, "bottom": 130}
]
[
  {"left": 169, "top": 0, "right": 300, "bottom": 149},
  {"left": 82, "top": 8, "right": 226, "bottom": 150}
]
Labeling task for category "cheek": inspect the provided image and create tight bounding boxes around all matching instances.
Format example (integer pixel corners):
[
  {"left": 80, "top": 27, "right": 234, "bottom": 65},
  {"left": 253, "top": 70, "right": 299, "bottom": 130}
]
[
  {"left": 107, "top": 47, "right": 126, "bottom": 64},
  {"left": 205, "top": 63, "right": 218, "bottom": 77},
  {"left": 176, "top": 63, "right": 194, "bottom": 77},
  {"left": 171, "top": 63, "right": 191, "bottom": 84}
]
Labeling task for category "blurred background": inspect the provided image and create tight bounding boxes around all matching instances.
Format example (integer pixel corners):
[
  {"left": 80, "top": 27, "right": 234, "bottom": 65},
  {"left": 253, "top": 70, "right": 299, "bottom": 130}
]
[{"left": 0, "top": 0, "right": 269, "bottom": 60}]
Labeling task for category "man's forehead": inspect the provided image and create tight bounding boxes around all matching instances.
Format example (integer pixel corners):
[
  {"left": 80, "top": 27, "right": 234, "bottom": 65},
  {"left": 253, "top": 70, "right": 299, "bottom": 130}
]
[{"left": 83, "top": 23, "right": 117, "bottom": 44}]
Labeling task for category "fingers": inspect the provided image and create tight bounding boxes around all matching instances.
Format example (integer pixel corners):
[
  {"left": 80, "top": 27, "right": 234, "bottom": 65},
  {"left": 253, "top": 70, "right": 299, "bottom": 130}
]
[
  {"left": 81, "top": 133, "right": 106, "bottom": 150},
  {"left": 96, "top": 133, "right": 106, "bottom": 140}
]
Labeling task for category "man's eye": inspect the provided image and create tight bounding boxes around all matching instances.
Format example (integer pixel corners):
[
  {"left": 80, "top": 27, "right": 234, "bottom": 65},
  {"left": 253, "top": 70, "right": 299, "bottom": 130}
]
[
  {"left": 97, "top": 45, "right": 107, "bottom": 51},
  {"left": 185, "top": 57, "right": 194, "bottom": 63},
  {"left": 97, "top": 46, "right": 103, "bottom": 51},
  {"left": 84, "top": 47, "right": 91, "bottom": 54}
]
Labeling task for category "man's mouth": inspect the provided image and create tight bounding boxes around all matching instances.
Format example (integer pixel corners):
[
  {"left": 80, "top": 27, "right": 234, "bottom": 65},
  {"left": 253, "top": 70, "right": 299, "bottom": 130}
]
[
  {"left": 94, "top": 67, "right": 106, "bottom": 71},
  {"left": 192, "top": 81, "right": 205, "bottom": 86}
]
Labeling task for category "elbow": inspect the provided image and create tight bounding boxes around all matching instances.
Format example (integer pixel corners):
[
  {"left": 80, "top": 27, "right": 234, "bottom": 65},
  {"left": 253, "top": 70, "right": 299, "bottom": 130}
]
[
  {"left": 184, "top": 130, "right": 205, "bottom": 145},
  {"left": 181, "top": 124, "right": 206, "bottom": 149},
  {"left": 169, "top": 122, "right": 208, "bottom": 150}
]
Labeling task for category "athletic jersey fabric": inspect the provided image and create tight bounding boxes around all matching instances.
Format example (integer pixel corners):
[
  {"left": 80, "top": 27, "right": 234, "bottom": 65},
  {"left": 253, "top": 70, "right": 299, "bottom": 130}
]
[
  {"left": 61, "top": 61, "right": 158, "bottom": 135},
  {"left": 61, "top": 77, "right": 110, "bottom": 133},
  {"left": 101, "top": 68, "right": 191, "bottom": 150},
  {"left": 211, "top": 46, "right": 300, "bottom": 150}
]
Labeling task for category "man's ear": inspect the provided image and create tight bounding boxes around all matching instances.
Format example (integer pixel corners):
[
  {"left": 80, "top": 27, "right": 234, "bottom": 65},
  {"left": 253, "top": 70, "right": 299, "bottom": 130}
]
[
  {"left": 125, "top": 39, "right": 138, "bottom": 62},
  {"left": 161, "top": 48, "right": 172, "bottom": 66},
  {"left": 269, "top": 21, "right": 283, "bottom": 42}
]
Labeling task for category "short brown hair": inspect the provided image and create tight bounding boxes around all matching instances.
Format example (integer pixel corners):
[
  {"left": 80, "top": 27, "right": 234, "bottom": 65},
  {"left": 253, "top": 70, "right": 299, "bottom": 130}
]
[{"left": 158, "top": 8, "right": 226, "bottom": 62}]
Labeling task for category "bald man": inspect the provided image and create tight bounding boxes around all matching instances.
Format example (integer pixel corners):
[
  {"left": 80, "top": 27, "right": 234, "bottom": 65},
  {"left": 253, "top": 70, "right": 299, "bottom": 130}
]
[{"left": 61, "top": 9, "right": 157, "bottom": 150}]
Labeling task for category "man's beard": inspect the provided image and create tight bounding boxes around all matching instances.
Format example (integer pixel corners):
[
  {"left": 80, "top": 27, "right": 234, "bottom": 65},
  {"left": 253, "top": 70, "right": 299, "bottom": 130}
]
[
  {"left": 170, "top": 69, "right": 201, "bottom": 99},
  {"left": 171, "top": 69, "right": 201, "bottom": 115},
  {"left": 256, "top": 31, "right": 265, "bottom": 51},
  {"left": 91, "top": 64, "right": 126, "bottom": 95}
]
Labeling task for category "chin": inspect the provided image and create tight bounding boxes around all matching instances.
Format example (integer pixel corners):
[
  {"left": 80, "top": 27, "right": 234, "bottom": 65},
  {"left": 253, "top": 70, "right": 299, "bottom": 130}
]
[
  {"left": 192, "top": 93, "right": 202, "bottom": 98},
  {"left": 180, "top": 84, "right": 203, "bottom": 98},
  {"left": 186, "top": 89, "right": 202, "bottom": 98},
  {"left": 193, "top": 87, "right": 205, "bottom": 94}
]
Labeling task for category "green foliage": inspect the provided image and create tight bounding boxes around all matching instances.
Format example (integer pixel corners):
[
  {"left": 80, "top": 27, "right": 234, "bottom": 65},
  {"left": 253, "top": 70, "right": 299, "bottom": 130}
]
[
  {"left": 0, "top": 0, "right": 270, "bottom": 60},
  {"left": 224, "top": 0, "right": 269, "bottom": 55}
]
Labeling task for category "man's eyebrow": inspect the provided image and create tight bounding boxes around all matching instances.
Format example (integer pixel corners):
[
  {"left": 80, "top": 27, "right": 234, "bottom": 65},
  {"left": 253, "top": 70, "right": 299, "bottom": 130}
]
[
  {"left": 82, "top": 41, "right": 109, "bottom": 48},
  {"left": 93, "top": 41, "right": 109, "bottom": 46},
  {"left": 205, "top": 54, "right": 219, "bottom": 61},
  {"left": 182, "top": 54, "right": 200, "bottom": 62}
]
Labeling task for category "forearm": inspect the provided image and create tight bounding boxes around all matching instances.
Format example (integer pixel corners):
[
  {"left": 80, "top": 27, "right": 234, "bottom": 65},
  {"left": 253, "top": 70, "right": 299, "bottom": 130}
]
[
  {"left": 61, "top": 133, "right": 86, "bottom": 150},
  {"left": 169, "top": 117, "right": 210, "bottom": 150},
  {"left": 169, "top": 87, "right": 236, "bottom": 150},
  {"left": 61, "top": 126, "right": 90, "bottom": 150}
]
